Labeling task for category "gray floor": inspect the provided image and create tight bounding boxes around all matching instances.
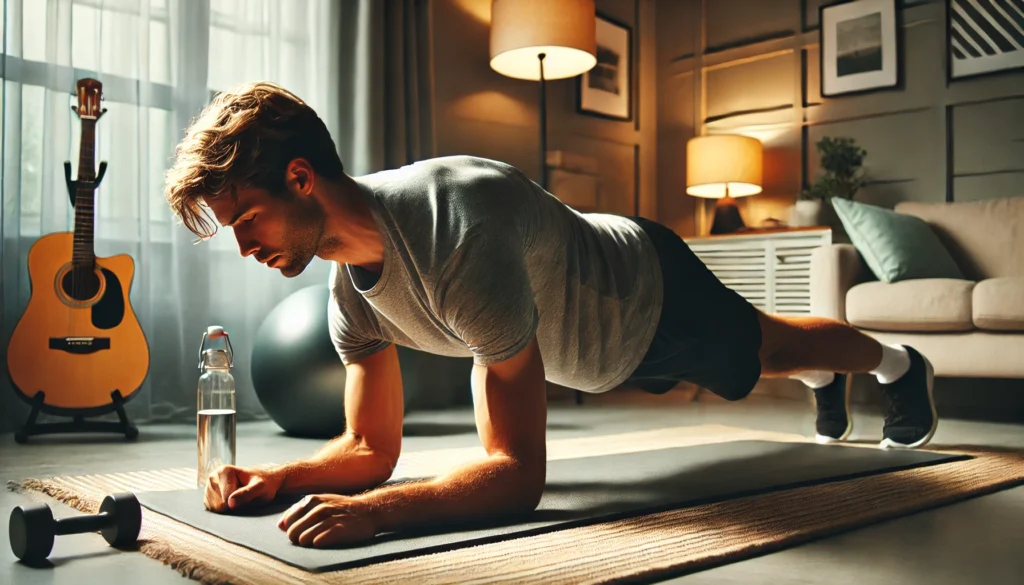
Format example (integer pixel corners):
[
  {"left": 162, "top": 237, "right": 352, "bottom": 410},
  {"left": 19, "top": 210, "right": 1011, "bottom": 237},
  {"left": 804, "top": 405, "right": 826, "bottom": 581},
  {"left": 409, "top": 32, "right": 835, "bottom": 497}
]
[{"left": 2, "top": 391, "right": 1022, "bottom": 584}]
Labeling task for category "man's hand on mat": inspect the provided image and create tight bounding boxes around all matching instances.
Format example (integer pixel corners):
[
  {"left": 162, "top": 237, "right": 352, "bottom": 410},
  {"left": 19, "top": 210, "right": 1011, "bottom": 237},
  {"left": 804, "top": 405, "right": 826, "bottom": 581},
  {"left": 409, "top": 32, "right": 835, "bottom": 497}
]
[
  {"left": 277, "top": 493, "right": 376, "bottom": 548},
  {"left": 204, "top": 465, "right": 284, "bottom": 513}
]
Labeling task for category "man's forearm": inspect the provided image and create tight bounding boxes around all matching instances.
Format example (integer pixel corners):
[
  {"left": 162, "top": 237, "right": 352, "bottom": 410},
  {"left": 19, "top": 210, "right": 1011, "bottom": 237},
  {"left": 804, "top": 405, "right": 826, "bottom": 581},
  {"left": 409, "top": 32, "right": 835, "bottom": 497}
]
[
  {"left": 355, "top": 454, "right": 544, "bottom": 533},
  {"left": 273, "top": 431, "right": 395, "bottom": 496}
]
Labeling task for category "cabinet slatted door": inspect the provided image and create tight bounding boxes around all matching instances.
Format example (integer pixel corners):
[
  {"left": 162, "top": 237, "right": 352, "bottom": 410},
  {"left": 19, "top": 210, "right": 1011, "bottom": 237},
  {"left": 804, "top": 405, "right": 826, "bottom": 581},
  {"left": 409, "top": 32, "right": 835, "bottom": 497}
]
[{"left": 684, "top": 228, "right": 832, "bottom": 316}]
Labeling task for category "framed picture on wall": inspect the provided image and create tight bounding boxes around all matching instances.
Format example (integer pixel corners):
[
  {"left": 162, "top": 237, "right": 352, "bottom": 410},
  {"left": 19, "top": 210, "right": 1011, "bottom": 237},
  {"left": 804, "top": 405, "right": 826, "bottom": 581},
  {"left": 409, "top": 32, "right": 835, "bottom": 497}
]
[
  {"left": 947, "top": 0, "right": 1024, "bottom": 81},
  {"left": 819, "top": 0, "right": 900, "bottom": 97},
  {"left": 577, "top": 13, "right": 632, "bottom": 121}
]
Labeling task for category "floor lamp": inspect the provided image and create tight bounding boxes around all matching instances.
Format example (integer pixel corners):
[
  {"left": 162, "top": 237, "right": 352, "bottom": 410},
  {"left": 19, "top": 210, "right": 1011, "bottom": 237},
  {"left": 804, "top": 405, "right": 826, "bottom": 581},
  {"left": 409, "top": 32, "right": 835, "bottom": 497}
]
[
  {"left": 686, "top": 135, "right": 763, "bottom": 235},
  {"left": 489, "top": 0, "right": 597, "bottom": 190}
]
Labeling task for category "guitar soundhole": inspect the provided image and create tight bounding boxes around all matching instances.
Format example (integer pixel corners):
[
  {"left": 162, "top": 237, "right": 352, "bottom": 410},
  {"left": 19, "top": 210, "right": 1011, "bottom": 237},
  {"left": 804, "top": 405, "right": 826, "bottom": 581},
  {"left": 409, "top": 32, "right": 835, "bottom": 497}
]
[{"left": 61, "top": 266, "right": 101, "bottom": 301}]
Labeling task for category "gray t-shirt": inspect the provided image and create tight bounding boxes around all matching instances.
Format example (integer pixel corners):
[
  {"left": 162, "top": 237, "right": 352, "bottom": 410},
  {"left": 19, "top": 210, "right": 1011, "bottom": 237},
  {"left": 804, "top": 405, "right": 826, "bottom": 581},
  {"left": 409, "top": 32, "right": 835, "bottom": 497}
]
[{"left": 328, "top": 155, "right": 663, "bottom": 393}]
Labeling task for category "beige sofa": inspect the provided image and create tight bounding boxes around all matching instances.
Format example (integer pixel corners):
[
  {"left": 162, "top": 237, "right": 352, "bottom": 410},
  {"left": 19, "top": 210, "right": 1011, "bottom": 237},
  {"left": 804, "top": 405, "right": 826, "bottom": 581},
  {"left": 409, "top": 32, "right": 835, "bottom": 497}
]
[{"left": 810, "top": 197, "right": 1024, "bottom": 378}]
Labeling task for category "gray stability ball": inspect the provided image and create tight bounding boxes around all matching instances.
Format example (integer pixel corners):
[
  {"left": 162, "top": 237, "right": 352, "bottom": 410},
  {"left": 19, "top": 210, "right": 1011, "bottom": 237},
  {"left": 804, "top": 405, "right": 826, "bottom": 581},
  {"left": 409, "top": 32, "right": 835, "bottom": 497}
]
[
  {"left": 252, "top": 284, "right": 473, "bottom": 438},
  {"left": 251, "top": 284, "right": 349, "bottom": 438}
]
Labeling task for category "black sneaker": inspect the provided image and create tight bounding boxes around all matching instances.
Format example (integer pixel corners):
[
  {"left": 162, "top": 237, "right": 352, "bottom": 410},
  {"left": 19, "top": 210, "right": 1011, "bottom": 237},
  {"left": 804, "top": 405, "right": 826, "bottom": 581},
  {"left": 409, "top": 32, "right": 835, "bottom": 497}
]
[
  {"left": 813, "top": 373, "right": 851, "bottom": 444},
  {"left": 879, "top": 346, "right": 937, "bottom": 449}
]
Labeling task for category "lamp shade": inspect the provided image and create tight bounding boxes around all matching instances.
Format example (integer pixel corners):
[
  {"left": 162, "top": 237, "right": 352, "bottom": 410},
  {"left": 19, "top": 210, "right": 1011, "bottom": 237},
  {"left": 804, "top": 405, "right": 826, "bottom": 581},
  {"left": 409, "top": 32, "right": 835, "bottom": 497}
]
[
  {"left": 686, "top": 135, "right": 763, "bottom": 199},
  {"left": 489, "top": 0, "right": 597, "bottom": 81}
]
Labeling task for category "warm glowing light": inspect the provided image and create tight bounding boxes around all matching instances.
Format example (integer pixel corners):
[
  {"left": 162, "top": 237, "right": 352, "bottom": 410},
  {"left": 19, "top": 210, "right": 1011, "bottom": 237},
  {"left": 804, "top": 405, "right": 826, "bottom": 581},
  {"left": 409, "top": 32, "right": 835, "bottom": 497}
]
[
  {"left": 490, "top": 46, "right": 596, "bottom": 81},
  {"left": 686, "top": 135, "right": 764, "bottom": 199},
  {"left": 489, "top": 0, "right": 597, "bottom": 81},
  {"left": 735, "top": 126, "right": 788, "bottom": 145}
]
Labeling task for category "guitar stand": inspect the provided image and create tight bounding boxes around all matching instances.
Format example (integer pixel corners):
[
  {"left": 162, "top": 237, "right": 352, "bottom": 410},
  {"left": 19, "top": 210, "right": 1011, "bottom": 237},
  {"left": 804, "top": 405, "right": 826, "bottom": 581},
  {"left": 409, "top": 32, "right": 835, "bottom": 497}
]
[
  {"left": 14, "top": 390, "right": 139, "bottom": 444},
  {"left": 64, "top": 160, "right": 107, "bottom": 206}
]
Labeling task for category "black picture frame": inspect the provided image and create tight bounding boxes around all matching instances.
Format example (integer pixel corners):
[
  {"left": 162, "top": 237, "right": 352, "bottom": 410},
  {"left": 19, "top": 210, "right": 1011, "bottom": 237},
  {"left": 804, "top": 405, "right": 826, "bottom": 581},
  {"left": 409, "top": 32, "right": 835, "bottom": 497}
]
[
  {"left": 577, "top": 12, "right": 633, "bottom": 122},
  {"left": 819, "top": 0, "right": 901, "bottom": 98},
  {"left": 946, "top": 0, "right": 1024, "bottom": 83}
]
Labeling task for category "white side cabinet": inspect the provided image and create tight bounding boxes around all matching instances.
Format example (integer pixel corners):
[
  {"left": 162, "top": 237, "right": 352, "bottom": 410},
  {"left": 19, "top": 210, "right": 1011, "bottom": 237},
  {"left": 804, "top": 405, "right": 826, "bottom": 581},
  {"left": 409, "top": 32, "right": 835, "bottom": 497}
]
[{"left": 684, "top": 228, "right": 832, "bottom": 316}]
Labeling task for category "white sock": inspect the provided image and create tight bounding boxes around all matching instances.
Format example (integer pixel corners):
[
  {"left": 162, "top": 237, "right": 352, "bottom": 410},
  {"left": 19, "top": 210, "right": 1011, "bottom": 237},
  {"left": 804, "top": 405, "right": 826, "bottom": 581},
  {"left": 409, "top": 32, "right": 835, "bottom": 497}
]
[
  {"left": 871, "top": 344, "right": 911, "bottom": 384},
  {"left": 791, "top": 370, "right": 835, "bottom": 389}
]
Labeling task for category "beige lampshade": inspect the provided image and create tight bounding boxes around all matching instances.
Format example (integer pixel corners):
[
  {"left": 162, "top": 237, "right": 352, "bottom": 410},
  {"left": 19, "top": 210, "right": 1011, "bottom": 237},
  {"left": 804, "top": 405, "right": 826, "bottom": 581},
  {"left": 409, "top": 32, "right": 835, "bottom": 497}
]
[
  {"left": 686, "top": 135, "right": 763, "bottom": 199},
  {"left": 489, "top": 0, "right": 597, "bottom": 81}
]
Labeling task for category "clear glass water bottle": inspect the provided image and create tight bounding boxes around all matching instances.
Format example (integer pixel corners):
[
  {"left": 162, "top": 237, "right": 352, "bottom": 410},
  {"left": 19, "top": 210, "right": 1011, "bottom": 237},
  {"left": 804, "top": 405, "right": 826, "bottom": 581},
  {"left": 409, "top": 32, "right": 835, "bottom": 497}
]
[{"left": 197, "top": 325, "right": 237, "bottom": 489}]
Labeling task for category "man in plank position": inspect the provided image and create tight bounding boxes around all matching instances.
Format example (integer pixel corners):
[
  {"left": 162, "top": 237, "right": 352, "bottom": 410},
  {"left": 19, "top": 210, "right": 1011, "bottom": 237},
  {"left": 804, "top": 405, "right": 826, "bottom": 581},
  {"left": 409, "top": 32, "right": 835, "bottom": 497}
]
[{"left": 165, "top": 82, "right": 938, "bottom": 549}]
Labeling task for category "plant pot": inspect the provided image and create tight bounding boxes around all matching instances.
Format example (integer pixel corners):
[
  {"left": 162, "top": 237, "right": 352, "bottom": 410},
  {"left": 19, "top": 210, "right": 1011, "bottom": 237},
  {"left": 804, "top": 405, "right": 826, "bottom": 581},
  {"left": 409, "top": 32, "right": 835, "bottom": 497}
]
[{"left": 788, "top": 199, "right": 822, "bottom": 227}]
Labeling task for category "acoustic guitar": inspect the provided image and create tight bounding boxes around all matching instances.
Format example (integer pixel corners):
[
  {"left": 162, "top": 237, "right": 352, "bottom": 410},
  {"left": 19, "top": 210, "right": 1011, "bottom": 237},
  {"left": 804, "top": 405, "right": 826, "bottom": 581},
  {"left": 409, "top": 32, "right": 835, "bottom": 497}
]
[{"left": 7, "top": 78, "right": 150, "bottom": 418}]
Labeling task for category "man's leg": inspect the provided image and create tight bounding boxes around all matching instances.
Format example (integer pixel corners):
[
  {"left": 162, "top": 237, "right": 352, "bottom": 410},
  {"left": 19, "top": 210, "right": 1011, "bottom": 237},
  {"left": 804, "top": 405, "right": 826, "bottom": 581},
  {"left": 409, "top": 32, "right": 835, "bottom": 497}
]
[
  {"left": 756, "top": 311, "right": 892, "bottom": 377},
  {"left": 755, "top": 310, "right": 938, "bottom": 449}
]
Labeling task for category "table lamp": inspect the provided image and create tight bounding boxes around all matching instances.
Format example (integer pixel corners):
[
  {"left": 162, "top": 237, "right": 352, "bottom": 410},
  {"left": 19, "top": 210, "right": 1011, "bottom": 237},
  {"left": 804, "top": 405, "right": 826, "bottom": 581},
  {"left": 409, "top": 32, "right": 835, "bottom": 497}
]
[
  {"left": 489, "top": 0, "right": 597, "bottom": 189},
  {"left": 686, "top": 134, "right": 763, "bottom": 234}
]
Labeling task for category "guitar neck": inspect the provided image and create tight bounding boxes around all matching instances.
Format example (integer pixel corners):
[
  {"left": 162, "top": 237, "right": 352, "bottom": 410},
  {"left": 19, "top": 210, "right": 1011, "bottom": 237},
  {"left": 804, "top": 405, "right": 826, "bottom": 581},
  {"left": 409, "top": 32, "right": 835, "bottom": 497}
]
[{"left": 72, "top": 119, "right": 97, "bottom": 267}]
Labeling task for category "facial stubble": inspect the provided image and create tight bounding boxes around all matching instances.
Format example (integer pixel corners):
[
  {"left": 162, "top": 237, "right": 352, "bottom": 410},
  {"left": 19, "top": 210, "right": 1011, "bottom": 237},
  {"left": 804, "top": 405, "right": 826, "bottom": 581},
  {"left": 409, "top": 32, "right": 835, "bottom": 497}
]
[{"left": 279, "top": 199, "right": 328, "bottom": 277}]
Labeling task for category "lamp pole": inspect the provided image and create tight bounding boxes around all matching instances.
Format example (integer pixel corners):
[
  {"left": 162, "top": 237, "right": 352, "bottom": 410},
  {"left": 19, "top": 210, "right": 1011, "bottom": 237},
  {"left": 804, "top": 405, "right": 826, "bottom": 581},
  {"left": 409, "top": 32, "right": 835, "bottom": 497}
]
[{"left": 538, "top": 53, "right": 547, "bottom": 190}]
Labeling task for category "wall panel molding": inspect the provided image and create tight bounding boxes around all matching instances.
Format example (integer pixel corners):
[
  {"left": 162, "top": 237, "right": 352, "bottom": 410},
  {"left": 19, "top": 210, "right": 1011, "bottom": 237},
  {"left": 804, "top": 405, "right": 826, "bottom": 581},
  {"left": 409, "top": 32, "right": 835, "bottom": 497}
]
[
  {"left": 704, "top": 51, "right": 795, "bottom": 122},
  {"left": 705, "top": 30, "right": 795, "bottom": 55},
  {"left": 952, "top": 97, "right": 1024, "bottom": 177},
  {"left": 945, "top": 105, "right": 954, "bottom": 203},
  {"left": 668, "top": 1, "right": 940, "bottom": 84},
  {"left": 953, "top": 172, "right": 1024, "bottom": 202},
  {"left": 704, "top": 0, "right": 798, "bottom": 54},
  {"left": 655, "top": 0, "right": 982, "bottom": 235},
  {"left": 705, "top": 109, "right": 793, "bottom": 131},
  {"left": 804, "top": 105, "right": 933, "bottom": 128},
  {"left": 706, "top": 105, "right": 794, "bottom": 125}
]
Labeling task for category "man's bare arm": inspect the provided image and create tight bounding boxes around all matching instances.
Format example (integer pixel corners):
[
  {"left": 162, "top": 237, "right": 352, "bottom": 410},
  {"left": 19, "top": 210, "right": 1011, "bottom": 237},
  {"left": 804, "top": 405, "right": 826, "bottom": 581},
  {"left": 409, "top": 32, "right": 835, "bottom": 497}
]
[
  {"left": 272, "top": 344, "right": 405, "bottom": 496},
  {"left": 351, "top": 337, "right": 548, "bottom": 531}
]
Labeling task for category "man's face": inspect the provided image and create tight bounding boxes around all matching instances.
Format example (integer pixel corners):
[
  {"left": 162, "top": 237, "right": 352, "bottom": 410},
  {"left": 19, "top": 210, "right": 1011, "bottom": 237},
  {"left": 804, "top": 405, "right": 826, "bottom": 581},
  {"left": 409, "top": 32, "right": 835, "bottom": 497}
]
[{"left": 205, "top": 186, "right": 324, "bottom": 278}]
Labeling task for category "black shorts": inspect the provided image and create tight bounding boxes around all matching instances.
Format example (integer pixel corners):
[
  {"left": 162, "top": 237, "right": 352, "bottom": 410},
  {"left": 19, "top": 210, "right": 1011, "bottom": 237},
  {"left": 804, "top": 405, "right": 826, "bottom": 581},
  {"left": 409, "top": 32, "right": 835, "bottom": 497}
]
[{"left": 623, "top": 217, "right": 763, "bottom": 401}]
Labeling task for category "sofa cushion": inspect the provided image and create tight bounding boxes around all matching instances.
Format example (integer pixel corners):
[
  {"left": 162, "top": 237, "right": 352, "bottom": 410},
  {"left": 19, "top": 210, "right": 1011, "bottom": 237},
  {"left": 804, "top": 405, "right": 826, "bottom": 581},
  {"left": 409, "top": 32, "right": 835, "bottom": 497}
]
[
  {"left": 847, "top": 279, "right": 975, "bottom": 332},
  {"left": 831, "top": 198, "right": 964, "bottom": 283},
  {"left": 973, "top": 277, "right": 1024, "bottom": 331},
  {"left": 895, "top": 197, "right": 1024, "bottom": 280}
]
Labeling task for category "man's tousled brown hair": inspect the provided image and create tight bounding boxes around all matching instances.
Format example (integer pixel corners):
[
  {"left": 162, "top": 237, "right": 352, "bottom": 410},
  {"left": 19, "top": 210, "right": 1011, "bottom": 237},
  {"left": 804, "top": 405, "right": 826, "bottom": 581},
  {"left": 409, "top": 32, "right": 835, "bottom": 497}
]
[{"left": 164, "top": 81, "right": 343, "bottom": 240}]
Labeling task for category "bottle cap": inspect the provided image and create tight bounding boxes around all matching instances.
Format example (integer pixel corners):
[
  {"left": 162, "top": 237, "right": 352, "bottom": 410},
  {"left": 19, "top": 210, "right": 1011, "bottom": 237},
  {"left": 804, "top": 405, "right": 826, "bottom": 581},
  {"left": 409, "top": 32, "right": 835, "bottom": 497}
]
[{"left": 199, "top": 326, "right": 233, "bottom": 370}]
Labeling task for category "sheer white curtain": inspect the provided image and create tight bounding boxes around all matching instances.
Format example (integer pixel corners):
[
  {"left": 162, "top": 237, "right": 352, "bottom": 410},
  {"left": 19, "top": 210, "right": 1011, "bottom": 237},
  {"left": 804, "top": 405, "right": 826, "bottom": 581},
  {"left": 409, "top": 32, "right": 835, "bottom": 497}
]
[{"left": 1, "top": 0, "right": 342, "bottom": 431}]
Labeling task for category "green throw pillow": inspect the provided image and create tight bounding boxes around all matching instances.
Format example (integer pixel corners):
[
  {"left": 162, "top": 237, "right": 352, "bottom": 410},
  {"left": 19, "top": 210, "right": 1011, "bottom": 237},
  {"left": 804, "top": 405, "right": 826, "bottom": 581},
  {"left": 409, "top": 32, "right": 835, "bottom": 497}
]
[{"left": 831, "top": 198, "right": 964, "bottom": 283}]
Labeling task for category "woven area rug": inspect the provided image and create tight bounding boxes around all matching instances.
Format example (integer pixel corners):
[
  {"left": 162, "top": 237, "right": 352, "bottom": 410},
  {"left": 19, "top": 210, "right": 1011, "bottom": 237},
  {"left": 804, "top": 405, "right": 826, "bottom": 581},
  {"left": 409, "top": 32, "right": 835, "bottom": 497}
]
[{"left": 8, "top": 424, "right": 1024, "bottom": 585}]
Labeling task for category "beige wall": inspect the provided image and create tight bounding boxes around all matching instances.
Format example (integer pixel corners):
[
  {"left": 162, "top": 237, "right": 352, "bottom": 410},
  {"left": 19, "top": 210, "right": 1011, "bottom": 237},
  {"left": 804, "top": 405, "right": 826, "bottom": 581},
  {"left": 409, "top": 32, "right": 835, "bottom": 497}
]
[
  {"left": 656, "top": 0, "right": 1024, "bottom": 238},
  {"left": 430, "top": 0, "right": 658, "bottom": 218}
]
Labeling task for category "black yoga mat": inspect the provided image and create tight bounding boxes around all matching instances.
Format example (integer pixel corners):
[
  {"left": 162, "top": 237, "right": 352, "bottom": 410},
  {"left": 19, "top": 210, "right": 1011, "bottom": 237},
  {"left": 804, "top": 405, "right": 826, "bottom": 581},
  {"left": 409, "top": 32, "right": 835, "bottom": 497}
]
[{"left": 138, "top": 440, "right": 964, "bottom": 572}]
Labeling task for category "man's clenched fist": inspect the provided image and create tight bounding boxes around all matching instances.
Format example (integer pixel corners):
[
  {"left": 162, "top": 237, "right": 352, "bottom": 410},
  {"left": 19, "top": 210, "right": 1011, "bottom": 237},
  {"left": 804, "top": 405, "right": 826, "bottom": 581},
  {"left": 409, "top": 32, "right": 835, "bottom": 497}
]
[
  {"left": 204, "top": 465, "right": 284, "bottom": 513},
  {"left": 278, "top": 493, "right": 378, "bottom": 548}
]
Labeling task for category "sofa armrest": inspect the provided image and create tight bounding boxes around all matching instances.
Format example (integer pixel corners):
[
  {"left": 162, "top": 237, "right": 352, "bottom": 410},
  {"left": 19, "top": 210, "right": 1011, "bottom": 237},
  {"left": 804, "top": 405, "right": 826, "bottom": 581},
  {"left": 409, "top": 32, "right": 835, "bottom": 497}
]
[{"left": 810, "top": 244, "right": 870, "bottom": 321}]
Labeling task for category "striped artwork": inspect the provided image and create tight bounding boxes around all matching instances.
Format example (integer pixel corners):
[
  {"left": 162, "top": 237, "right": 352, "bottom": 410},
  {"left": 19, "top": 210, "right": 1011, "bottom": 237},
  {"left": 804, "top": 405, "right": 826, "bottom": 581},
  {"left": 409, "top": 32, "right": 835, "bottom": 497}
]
[{"left": 949, "top": 0, "right": 1024, "bottom": 79}]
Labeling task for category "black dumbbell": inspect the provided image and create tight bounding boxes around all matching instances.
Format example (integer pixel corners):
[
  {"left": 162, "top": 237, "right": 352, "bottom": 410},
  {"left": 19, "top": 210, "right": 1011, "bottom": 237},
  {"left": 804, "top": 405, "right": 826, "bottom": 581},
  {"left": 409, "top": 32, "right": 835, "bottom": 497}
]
[{"left": 9, "top": 492, "right": 142, "bottom": 563}]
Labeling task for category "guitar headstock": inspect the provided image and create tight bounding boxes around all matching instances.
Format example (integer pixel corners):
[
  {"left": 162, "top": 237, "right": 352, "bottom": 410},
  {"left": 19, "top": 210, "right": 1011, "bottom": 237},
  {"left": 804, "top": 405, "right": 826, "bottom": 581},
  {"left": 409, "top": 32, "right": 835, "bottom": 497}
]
[{"left": 71, "top": 78, "right": 107, "bottom": 120}]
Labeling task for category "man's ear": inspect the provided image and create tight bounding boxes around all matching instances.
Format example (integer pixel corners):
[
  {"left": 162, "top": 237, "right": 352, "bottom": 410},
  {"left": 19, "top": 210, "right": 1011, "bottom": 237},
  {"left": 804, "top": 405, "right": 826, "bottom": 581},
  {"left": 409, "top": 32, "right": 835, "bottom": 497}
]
[{"left": 285, "top": 158, "right": 315, "bottom": 196}]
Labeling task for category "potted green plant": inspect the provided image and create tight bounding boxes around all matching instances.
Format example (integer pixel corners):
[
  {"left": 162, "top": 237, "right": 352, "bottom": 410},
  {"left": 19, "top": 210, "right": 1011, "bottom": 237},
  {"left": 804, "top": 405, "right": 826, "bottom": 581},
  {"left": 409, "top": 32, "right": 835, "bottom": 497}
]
[{"left": 790, "top": 136, "right": 867, "bottom": 227}]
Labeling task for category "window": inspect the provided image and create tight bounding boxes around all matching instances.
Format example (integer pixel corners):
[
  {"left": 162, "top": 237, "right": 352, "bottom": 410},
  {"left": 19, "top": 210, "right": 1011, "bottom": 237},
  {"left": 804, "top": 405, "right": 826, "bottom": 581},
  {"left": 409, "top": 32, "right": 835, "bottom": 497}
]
[{"left": 2, "top": 0, "right": 331, "bottom": 249}]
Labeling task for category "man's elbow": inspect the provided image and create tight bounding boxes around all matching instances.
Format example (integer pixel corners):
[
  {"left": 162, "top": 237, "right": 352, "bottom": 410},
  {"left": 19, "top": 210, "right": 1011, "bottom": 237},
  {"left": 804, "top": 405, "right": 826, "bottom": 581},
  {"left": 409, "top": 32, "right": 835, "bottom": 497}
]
[
  {"left": 508, "top": 458, "right": 546, "bottom": 513},
  {"left": 350, "top": 431, "right": 400, "bottom": 485},
  {"left": 516, "top": 483, "right": 544, "bottom": 513},
  {"left": 371, "top": 451, "right": 398, "bottom": 484}
]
